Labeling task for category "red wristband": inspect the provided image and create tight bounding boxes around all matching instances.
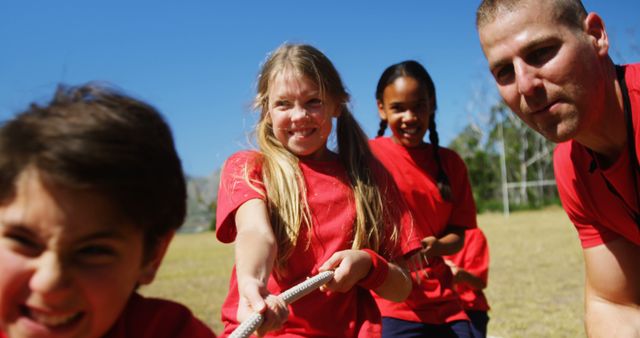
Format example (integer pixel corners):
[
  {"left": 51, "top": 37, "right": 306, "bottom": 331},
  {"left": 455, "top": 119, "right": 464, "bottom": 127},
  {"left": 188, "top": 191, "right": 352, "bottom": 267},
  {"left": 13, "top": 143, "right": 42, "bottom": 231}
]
[{"left": 358, "top": 249, "right": 390, "bottom": 290}]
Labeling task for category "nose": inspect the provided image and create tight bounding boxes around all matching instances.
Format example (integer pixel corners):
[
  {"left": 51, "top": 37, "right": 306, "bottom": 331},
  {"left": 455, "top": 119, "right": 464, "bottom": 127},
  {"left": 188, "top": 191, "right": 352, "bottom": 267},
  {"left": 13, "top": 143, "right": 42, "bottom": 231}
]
[
  {"left": 402, "top": 109, "right": 418, "bottom": 122},
  {"left": 289, "top": 105, "right": 309, "bottom": 122},
  {"left": 30, "top": 252, "right": 72, "bottom": 297},
  {"left": 515, "top": 61, "right": 542, "bottom": 96}
]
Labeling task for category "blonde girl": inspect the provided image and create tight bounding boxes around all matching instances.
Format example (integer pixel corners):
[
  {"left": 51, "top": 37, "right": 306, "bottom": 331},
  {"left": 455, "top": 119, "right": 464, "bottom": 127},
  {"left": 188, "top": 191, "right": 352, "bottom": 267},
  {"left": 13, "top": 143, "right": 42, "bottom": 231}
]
[{"left": 215, "top": 44, "right": 420, "bottom": 337}]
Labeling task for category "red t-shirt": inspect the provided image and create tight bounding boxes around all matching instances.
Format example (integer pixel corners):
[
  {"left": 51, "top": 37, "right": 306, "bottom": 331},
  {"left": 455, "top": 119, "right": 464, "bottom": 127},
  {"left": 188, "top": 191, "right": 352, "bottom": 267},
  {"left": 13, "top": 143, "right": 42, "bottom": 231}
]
[
  {"left": 369, "top": 137, "right": 478, "bottom": 324},
  {"left": 104, "top": 293, "right": 216, "bottom": 338},
  {"left": 554, "top": 63, "right": 640, "bottom": 248},
  {"left": 444, "top": 228, "right": 490, "bottom": 312},
  {"left": 215, "top": 150, "right": 420, "bottom": 338},
  {"left": 0, "top": 294, "right": 215, "bottom": 338}
]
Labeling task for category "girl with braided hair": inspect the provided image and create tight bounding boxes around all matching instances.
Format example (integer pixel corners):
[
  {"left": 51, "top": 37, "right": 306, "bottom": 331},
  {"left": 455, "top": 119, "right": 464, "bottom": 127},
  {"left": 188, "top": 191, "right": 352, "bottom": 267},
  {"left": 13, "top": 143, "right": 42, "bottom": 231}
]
[{"left": 369, "top": 60, "right": 478, "bottom": 338}]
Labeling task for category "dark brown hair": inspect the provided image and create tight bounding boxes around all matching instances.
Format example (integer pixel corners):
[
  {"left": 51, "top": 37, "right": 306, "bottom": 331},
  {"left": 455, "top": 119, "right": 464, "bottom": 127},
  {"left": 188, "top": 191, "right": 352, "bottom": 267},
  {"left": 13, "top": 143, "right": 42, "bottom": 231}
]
[
  {"left": 375, "top": 60, "right": 452, "bottom": 201},
  {"left": 0, "top": 83, "right": 186, "bottom": 257}
]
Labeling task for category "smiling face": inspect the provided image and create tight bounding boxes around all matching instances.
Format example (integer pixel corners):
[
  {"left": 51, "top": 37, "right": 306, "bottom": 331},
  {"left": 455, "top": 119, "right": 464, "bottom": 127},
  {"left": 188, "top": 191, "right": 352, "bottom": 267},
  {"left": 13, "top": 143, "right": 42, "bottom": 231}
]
[
  {"left": 267, "top": 70, "right": 338, "bottom": 161},
  {"left": 0, "top": 169, "right": 163, "bottom": 338},
  {"left": 478, "top": 1, "right": 609, "bottom": 143},
  {"left": 378, "top": 76, "right": 433, "bottom": 148}
]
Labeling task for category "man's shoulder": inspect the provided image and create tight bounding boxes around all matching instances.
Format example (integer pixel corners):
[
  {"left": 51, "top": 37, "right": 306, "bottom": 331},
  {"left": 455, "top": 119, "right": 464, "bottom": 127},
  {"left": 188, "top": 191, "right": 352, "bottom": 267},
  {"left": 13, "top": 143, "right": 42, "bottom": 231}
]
[
  {"left": 553, "top": 140, "right": 588, "bottom": 183},
  {"left": 553, "top": 141, "right": 577, "bottom": 165}
]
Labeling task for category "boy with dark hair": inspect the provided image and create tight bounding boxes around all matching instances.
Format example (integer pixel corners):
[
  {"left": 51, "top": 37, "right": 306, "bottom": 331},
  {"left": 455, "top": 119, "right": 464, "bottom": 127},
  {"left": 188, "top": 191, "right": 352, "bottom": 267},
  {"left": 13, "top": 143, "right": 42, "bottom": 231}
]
[{"left": 0, "top": 83, "right": 216, "bottom": 338}]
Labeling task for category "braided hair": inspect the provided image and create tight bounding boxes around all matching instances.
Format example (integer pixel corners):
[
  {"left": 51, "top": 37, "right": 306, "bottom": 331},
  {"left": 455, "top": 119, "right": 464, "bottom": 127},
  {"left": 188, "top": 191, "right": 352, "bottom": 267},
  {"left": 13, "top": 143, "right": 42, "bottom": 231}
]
[
  {"left": 375, "top": 60, "right": 452, "bottom": 201},
  {"left": 376, "top": 119, "right": 388, "bottom": 138}
]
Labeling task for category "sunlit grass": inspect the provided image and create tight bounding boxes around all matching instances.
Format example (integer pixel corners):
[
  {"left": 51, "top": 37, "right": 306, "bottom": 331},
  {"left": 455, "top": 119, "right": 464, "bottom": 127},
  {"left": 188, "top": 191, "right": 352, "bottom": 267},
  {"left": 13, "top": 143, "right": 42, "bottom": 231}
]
[
  {"left": 481, "top": 206, "right": 585, "bottom": 337},
  {"left": 140, "top": 232, "right": 234, "bottom": 334},
  {"left": 141, "top": 206, "right": 585, "bottom": 337}
]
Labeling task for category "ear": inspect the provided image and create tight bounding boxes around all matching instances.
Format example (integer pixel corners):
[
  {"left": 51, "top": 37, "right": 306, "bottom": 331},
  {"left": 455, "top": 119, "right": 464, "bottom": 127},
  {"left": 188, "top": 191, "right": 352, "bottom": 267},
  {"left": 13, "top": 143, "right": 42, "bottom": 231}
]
[
  {"left": 137, "top": 232, "right": 174, "bottom": 285},
  {"left": 377, "top": 100, "right": 387, "bottom": 121},
  {"left": 584, "top": 13, "right": 609, "bottom": 57}
]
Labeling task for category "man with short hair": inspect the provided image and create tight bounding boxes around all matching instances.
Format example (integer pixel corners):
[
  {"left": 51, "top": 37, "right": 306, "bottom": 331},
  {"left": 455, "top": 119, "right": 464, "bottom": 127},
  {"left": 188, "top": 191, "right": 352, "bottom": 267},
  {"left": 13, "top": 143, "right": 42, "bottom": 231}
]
[{"left": 477, "top": 0, "right": 640, "bottom": 336}]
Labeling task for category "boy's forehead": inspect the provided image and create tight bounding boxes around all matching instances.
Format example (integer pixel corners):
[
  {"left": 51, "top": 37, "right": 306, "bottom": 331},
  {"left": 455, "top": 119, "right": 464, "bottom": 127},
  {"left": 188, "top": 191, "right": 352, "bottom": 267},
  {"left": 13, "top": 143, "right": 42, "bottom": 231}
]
[{"left": 0, "top": 168, "right": 138, "bottom": 242}]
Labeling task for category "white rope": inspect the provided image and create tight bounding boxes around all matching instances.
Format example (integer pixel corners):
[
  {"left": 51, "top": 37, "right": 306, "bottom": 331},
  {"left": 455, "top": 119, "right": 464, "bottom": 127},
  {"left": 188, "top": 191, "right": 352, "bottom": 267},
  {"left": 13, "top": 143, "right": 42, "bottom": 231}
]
[{"left": 229, "top": 270, "right": 334, "bottom": 338}]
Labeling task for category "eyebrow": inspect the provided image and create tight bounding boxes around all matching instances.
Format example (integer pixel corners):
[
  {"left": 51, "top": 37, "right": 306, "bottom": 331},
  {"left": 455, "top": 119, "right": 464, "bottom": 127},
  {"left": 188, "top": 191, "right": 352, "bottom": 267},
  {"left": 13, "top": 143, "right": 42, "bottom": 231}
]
[
  {"left": 77, "top": 229, "right": 129, "bottom": 242},
  {"left": 0, "top": 221, "right": 129, "bottom": 242}
]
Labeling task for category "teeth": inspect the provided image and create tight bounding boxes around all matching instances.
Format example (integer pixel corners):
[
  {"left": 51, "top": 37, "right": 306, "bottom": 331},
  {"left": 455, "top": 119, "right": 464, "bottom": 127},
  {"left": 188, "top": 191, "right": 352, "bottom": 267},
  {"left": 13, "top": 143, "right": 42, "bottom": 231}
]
[
  {"left": 403, "top": 128, "right": 417, "bottom": 135},
  {"left": 30, "top": 309, "right": 79, "bottom": 327},
  {"left": 290, "top": 128, "right": 314, "bottom": 137}
]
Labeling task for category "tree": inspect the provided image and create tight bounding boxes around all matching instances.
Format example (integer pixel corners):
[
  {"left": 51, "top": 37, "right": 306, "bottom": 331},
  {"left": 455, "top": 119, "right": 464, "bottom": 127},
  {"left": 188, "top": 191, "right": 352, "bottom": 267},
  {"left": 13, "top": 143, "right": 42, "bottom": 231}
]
[
  {"left": 449, "top": 125, "right": 501, "bottom": 211},
  {"left": 450, "top": 100, "right": 557, "bottom": 213}
]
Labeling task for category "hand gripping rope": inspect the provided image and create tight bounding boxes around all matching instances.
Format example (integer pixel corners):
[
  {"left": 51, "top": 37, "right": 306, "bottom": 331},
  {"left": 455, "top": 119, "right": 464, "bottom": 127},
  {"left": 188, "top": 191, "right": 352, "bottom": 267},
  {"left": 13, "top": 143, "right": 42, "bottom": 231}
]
[{"left": 229, "top": 270, "right": 335, "bottom": 338}]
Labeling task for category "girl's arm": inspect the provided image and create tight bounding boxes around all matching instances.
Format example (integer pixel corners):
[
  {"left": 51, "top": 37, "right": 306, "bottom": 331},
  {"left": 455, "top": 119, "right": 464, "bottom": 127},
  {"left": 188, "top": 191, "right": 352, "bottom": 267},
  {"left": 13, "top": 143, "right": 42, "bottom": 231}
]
[
  {"left": 234, "top": 198, "right": 288, "bottom": 335},
  {"left": 376, "top": 255, "right": 413, "bottom": 301},
  {"left": 318, "top": 249, "right": 412, "bottom": 302},
  {"left": 444, "top": 228, "right": 489, "bottom": 290},
  {"left": 420, "top": 225, "right": 466, "bottom": 258}
]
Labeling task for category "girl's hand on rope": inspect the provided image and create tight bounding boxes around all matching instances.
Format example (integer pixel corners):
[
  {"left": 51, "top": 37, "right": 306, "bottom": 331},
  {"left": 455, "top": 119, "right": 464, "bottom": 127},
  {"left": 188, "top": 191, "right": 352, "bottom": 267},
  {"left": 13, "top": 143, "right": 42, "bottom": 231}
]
[
  {"left": 420, "top": 236, "right": 441, "bottom": 258},
  {"left": 406, "top": 246, "right": 432, "bottom": 283},
  {"left": 237, "top": 278, "right": 289, "bottom": 336},
  {"left": 444, "top": 259, "right": 459, "bottom": 276},
  {"left": 318, "top": 249, "right": 371, "bottom": 293},
  {"left": 405, "top": 236, "right": 440, "bottom": 273}
]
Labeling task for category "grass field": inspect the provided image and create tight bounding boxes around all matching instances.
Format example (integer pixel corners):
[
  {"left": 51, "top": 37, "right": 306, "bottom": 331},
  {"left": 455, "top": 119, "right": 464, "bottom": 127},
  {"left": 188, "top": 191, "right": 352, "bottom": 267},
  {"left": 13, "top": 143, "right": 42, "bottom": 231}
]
[{"left": 141, "top": 205, "right": 585, "bottom": 337}]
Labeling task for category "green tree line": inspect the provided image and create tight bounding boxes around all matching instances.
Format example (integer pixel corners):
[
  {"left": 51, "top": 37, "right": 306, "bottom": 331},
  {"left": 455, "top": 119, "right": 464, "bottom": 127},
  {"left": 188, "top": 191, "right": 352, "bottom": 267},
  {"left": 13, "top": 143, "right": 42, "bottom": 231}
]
[{"left": 449, "top": 101, "right": 558, "bottom": 213}]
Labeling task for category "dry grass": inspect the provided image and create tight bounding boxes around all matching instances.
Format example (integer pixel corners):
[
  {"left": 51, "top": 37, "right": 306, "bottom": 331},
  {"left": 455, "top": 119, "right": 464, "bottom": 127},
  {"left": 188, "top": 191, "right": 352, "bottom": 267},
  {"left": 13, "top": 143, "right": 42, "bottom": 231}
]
[
  {"left": 140, "top": 232, "right": 234, "bottom": 334},
  {"left": 141, "top": 206, "right": 586, "bottom": 337},
  {"left": 481, "top": 206, "right": 585, "bottom": 337}
]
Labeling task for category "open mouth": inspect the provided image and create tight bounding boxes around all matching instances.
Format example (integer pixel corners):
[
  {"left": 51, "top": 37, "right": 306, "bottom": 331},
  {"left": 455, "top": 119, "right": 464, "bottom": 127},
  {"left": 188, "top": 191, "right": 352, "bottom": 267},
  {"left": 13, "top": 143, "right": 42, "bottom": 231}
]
[
  {"left": 289, "top": 127, "right": 316, "bottom": 138},
  {"left": 401, "top": 127, "right": 419, "bottom": 135},
  {"left": 22, "top": 306, "right": 84, "bottom": 329}
]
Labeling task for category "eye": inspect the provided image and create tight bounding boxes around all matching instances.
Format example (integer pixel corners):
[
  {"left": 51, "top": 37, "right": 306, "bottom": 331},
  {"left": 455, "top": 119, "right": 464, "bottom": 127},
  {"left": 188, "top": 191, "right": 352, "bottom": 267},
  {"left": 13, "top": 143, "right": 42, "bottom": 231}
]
[
  {"left": 272, "top": 100, "right": 291, "bottom": 110},
  {"left": 306, "top": 98, "right": 323, "bottom": 108},
  {"left": 75, "top": 245, "right": 117, "bottom": 265},
  {"left": 9, "top": 233, "right": 37, "bottom": 247},
  {"left": 493, "top": 64, "right": 515, "bottom": 85},
  {"left": 2, "top": 228, "right": 42, "bottom": 256},
  {"left": 526, "top": 45, "right": 559, "bottom": 66},
  {"left": 415, "top": 101, "right": 429, "bottom": 111},
  {"left": 389, "top": 104, "right": 404, "bottom": 113}
]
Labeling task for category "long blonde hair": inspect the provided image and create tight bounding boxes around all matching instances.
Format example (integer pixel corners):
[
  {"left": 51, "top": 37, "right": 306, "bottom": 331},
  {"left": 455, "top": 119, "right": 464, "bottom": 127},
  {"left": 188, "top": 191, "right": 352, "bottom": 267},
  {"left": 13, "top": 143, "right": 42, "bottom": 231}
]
[{"left": 252, "top": 43, "right": 398, "bottom": 269}]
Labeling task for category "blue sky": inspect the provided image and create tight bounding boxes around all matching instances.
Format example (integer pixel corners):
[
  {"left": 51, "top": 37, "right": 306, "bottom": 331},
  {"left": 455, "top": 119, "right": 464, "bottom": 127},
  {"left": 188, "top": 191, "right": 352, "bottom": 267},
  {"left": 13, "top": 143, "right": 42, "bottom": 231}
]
[{"left": 2, "top": 1, "right": 639, "bottom": 177}]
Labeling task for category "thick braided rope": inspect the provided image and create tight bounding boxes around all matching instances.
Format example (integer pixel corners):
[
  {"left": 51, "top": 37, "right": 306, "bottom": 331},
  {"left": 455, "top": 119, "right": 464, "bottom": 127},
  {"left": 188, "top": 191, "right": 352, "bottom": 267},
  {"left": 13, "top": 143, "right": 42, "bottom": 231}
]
[{"left": 229, "top": 270, "right": 335, "bottom": 338}]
